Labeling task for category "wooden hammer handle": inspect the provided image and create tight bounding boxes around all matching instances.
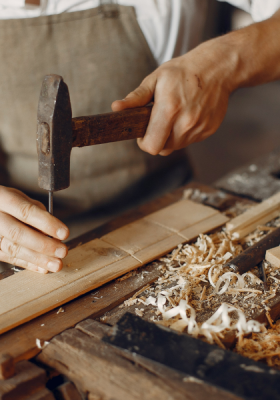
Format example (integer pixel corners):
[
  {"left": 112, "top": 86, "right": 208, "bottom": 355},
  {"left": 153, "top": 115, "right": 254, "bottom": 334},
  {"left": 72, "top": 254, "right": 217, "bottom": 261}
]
[{"left": 72, "top": 105, "right": 152, "bottom": 148}]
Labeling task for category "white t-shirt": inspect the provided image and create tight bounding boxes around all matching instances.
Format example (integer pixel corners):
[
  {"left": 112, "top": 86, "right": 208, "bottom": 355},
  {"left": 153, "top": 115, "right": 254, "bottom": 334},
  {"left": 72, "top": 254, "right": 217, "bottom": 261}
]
[
  {"left": 0, "top": 0, "right": 207, "bottom": 65},
  {"left": 218, "top": 0, "right": 280, "bottom": 21},
  {"left": 0, "top": 0, "right": 279, "bottom": 65}
]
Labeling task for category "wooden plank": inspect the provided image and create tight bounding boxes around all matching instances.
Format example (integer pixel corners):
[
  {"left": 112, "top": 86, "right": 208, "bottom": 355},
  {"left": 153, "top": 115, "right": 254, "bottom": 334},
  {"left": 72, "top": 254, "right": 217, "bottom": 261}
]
[
  {"left": 37, "top": 327, "right": 235, "bottom": 400},
  {"left": 0, "top": 199, "right": 226, "bottom": 335},
  {"left": 266, "top": 246, "right": 280, "bottom": 267},
  {"left": 134, "top": 234, "right": 183, "bottom": 264},
  {"left": 28, "top": 388, "right": 55, "bottom": 400},
  {"left": 102, "top": 219, "right": 174, "bottom": 256},
  {"left": 37, "top": 328, "right": 193, "bottom": 400},
  {"left": 0, "top": 263, "right": 162, "bottom": 362},
  {"left": 0, "top": 361, "right": 46, "bottom": 399},
  {"left": 0, "top": 239, "right": 134, "bottom": 334},
  {"left": 55, "top": 382, "right": 82, "bottom": 400},
  {"left": 77, "top": 320, "right": 241, "bottom": 400},
  {"left": 0, "top": 354, "right": 14, "bottom": 380},
  {"left": 0, "top": 255, "right": 139, "bottom": 335},
  {"left": 226, "top": 191, "right": 280, "bottom": 238},
  {"left": 181, "top": 213, "right": 229, "bottom": 241},
  {"left": 145, "top": 199, "right": 218, "bottom": 233},
  {"left": 230, "top": 210, "right": 280, "bottom": 239}
]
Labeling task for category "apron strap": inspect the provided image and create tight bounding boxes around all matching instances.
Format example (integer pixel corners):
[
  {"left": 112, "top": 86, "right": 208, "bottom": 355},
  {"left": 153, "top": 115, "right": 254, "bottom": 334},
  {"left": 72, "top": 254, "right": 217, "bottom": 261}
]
[
  {"left": 25, "top": 0, "right": 40, "bottom": 5},
  {"left": 99, "top": 0, "right": 119, "bottom": 18}
]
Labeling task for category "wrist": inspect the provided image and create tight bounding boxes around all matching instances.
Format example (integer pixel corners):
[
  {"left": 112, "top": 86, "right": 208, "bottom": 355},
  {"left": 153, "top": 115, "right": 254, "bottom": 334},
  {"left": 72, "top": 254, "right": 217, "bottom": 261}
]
[{"left": 183, "top": 36, "right": 240, "bottom": 94}]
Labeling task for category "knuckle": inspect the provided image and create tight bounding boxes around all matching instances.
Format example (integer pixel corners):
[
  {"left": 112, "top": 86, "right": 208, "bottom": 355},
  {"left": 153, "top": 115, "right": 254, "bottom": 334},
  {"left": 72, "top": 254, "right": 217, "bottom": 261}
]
[
  {"left": 18, "top": 202, "right": 35, "bottom": 221},
  {"left": 6, "top": 242, "right": 20, "bottom": 258},
  {"left": 143, "top": 143, "right": 160, "bottom": 156},
  {"left": 163, "top": 102, "right": 180, "bottom": 121},
  {"left": 8, "top": 226, "right": 22, "bottom": 242},
  {"left": 182, "top": 113, "right": 199, "bottom": 131},
  {"left": 38, "top": 238, "right": 56, "bottom": 255}
]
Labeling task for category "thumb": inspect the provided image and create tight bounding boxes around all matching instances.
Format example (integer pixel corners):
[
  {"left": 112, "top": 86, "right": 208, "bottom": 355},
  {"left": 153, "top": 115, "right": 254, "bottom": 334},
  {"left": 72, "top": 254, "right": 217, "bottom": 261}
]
[{"left": 111, "top": 75, "right": 156, "bottom": 112}]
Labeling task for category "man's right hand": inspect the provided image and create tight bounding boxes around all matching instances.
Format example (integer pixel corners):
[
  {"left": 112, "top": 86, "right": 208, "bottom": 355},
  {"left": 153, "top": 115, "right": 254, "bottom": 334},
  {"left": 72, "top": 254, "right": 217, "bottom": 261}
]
[{"left": 0, "top": 186, "right": 69, "bottom": 274}]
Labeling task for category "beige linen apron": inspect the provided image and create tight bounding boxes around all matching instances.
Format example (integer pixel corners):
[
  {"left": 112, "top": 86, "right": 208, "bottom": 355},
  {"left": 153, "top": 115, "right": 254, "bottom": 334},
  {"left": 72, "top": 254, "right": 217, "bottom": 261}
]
[{"left": 0, "top": 4, "right": 191, "bottom": 211}]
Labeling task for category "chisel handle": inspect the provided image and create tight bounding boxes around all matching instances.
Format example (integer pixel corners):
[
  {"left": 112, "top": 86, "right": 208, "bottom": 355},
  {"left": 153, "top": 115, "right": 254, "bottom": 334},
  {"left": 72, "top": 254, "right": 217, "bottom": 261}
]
[
  {"left": 224, "top": 226, "right": 280, "bottom": 274},
  {"left": 72, "top": 105, "right": 152, "bottom": 148}
]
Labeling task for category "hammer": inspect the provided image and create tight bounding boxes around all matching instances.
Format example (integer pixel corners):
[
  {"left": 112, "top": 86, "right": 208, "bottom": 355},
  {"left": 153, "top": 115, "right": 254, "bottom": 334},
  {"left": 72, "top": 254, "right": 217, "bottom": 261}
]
[{"left": 37, "top": 74, "right": 152, "bottom": 214}]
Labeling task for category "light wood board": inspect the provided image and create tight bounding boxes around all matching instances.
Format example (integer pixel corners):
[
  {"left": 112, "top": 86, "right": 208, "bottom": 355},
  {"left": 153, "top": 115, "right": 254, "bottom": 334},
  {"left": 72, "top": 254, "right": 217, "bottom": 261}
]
[
  {"left": 226, "top": 191, "right": 280, "bottom": 238},
  {"left": 0, "top": 199, "right": 228, "bottom": 334},
  {"left": 266, "top": 246, "right": 280, "bottom": 268}
]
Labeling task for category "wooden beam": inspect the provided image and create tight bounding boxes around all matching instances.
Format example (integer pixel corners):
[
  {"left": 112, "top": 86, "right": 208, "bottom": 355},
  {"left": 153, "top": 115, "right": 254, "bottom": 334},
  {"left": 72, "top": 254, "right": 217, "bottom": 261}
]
[
  {"left": 226, "top": 191, "right": 280, "bottom": 238},
  {"left": 0, "top": 353, "right": 14, "bottom": 380},
  {"left": 37, "top": 327, "right": 239, "bottom": 400},
  {"left": 265, "top": 246, "right": 280, "bottom": 268},
  {"left": 54, "top": 382, "right": 82, "bottom": 400},
  {"left": 0, "top": 200, "right": 228, "bottom": 335},
  {"left": 0, "top": 361, "right": 46, "bottom": 399},
  {"left": 77, "top": 320, "right": 241, "bottom": 400}
]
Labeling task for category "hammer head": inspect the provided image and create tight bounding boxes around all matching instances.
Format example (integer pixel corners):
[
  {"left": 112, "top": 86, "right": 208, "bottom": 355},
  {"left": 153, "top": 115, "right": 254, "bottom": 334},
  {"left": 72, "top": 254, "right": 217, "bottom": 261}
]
[{"left": 37, "top": 74, "right": 72, "bottom": 192}]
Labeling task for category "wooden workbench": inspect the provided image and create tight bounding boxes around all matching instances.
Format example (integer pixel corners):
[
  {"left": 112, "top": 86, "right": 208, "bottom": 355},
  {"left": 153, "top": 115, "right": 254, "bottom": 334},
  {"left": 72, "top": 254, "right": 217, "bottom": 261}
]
[{"left": 1, "top": 149, "right": 280, "bottom": 400}]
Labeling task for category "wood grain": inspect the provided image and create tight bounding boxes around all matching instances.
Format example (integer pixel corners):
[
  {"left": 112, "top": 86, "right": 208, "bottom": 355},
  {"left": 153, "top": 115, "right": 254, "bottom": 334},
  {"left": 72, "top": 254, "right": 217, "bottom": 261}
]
[
  {"left": 38, "top": 327, "right": 235, "bottom": 400},
  {"left": 72, "top": 105, "right": 152, "bottom": 148},
  {"left": 226, "top": 191, "right": 280, "bottom": 238},
  {"left": 0, "top": 360, "right": 46, "bottom": 399},
  {"left": 0, "top": 200, "right": 227, "bottom": 335},
  {"left": 102, "top": 219, "right": 174, "bottom": 256},
  {"left": 54, "top": 382, "right": 82, "bottom": 400},
  {"left": 0, "top": 263, "right": 162, "bottom": 362},
  {"left": 266, "top": 246, "right": 280, "bottom": 267},
  {"left": 76, "top": 319, "right": 242, "bottom": 400},
  {"left": 145, "top": 199, "right": 218, "bottom": 233}
]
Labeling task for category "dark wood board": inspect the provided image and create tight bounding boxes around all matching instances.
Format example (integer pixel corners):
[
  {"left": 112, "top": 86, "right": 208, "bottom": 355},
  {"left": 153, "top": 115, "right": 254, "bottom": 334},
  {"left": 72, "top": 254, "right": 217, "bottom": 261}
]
[
  {"left": 0, "top": 360, "right": 46, "bottom": 399},
  {"left": 37, "top": 323, "right": 241, "bottom": 400},
  {"left": 104, "top": 313, "right": 280, "bottom": 400},
  {"left": 77, "top": 319, "right": 241, "bottom": 400}
]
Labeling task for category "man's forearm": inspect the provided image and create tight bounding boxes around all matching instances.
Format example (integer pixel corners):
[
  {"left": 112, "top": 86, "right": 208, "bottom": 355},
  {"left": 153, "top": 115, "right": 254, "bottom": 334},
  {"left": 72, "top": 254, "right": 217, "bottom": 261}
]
[
  {"left": 205, "top": 9, "right": 280, "bottom": 91},
  {"left": 112, "top": 9, "right": 280, "bottom": 155}
]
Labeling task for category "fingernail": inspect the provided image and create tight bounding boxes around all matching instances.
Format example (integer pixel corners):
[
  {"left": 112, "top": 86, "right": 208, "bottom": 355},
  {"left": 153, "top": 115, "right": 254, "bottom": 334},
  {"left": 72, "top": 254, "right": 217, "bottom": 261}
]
[
  {"left": 57, "top": 228, "right": 68, "bottom": 240},
  {"left": 47, "top": 261, "right": 61, "bottom": 273},
  {"left": 55, "top": 247, "right": 66, "bottom": 258},
  {"left": 38, "top": 267, "right": 48, "bottom": 274}
]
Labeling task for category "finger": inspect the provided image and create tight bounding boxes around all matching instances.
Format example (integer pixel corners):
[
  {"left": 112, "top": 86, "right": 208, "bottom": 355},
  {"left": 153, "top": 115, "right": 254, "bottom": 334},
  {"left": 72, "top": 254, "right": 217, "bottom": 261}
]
[
  {"left": 1, "top": 237, "right": 63, "bottom": 273},
  {"left": 111, "top": 75, "right": 156, "bottom": 112},
  {"left": 137, "top": 100, "right": 176, "bottom": 155},
  {"left": 0, "top": 212, "right": 68, "bottom": 258},
  {"left": 0, "top": 250, "right": 48, "bottom": 274},
  {"left": 7, "top": 188, "right": 46, "bottom": 210},
  {"left": 31, "top": 200, "right": 47, "bottom": 211},
  {"left": 159, "top": 149, "right": 174, "bottom": 156},
  {"left": 0, "top": 188, "right": 69, "bottom": 240}
]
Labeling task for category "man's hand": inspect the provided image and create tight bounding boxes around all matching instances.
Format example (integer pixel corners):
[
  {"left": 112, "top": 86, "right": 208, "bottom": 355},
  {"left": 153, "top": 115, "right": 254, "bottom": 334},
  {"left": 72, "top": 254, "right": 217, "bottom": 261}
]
[
  {"left": 112, "top": 10, "right": 280, "bottom": 156},
  {"left": 112, "top": 47, "right": 232, "bottom": 156},
  {"left": 0, "top": 186, "right": 69, "bottom": 273}
]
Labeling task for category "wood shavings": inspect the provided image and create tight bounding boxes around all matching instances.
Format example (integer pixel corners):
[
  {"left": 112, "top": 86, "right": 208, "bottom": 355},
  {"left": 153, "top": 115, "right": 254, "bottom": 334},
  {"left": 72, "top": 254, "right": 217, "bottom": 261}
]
[
  {"left": 200, "top": 286, "right": 206, "bottom": 301},
  {"left": 121, "top": 213, "right": 280, "bottom": 368},
  {"left": 135, "top": 308, "right": 144, "bottom": 317},
  {"left": 263, "top": 293, "right": 277, "bottom": 303},
  {"left": 36, "top": 338, "right": 50, "bottom": 349},
  {"left": 266, "top": 311, "right": 275, "bottom": 329},
  {"left": 228, "top": 288, "right": 262, "bottom": 294},
  {"left": 117, "top": 270, "right": 137, "bottom": 282},
  {"left": 236, "top": 322, "right": 280, "bottom": 367}
]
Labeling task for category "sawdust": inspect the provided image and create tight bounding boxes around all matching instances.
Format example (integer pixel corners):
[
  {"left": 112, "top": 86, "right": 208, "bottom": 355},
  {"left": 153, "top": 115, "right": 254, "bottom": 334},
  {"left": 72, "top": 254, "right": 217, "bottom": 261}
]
[
  {"left": 236, "top": 321, "right": 280, "bottom": 367},
  {"left": 120, "top": 199, "right": 280, "bottom": 368}
]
